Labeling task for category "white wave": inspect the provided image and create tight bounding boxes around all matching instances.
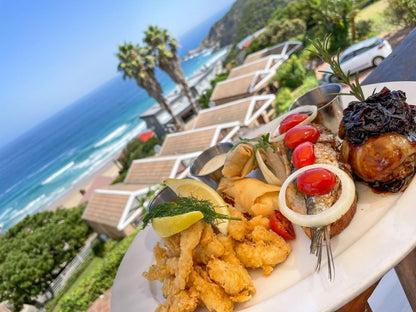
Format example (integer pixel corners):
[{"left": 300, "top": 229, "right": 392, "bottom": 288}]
[
  {"left": 10, "top": 194, "right": 47, "bottom": 219},
  {"left": 94, "top": 124, "right": 128, "bottom": 148},
  {"left": 0, "top": 207, "right": 13, "bottom": 219},
  {"left": 41, "top": 161, "right": 75, "bottom": 185},
  {"left": 70, "top": 122, "right": 147, "bottom": 186}
]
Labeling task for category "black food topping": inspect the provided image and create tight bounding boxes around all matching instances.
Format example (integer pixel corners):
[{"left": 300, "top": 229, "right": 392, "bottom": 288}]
[{"left": 339, "top": 87, "right": 416, "bottom": 145}]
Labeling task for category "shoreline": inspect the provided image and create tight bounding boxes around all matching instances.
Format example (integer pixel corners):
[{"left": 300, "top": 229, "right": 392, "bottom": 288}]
[{"left": 48, "top": 156, "right": 120, "bottom": 211}]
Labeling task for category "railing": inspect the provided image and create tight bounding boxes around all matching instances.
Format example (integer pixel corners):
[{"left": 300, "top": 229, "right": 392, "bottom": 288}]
[{"left": 50, "top": 233, "right": 97, "bottom": 295}]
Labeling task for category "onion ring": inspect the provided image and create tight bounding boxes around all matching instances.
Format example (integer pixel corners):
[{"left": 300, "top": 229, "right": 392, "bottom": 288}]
[
  {"left": 278, "top": 164, "right": 355, "bottom": 227},
  {"left": 270, "top": 105, "right": 318, "bottom": 142}
]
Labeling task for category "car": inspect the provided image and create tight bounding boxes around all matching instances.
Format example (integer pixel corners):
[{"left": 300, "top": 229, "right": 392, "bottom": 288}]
[{"left": 322, "top": 37, "right": 392, "bottom": 83}]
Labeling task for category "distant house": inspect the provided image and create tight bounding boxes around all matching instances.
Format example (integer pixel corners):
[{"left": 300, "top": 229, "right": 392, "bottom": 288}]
[
  {"left": 82, "top": 152, "right": 201, "bottom": 239},
  {"left": 140, "top": 63, "right": 221, "bottom": 138},
  {"left": 210, "top": 41, "right": 302, "bottom": 105},
  {"left": 82, "top": 184, "right": 151, "bottom": 239}
]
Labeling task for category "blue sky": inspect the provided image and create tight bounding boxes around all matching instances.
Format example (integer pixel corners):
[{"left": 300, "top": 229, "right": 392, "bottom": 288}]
[{"left": 0, "top": 0, "right": 234, "bottom": 147}]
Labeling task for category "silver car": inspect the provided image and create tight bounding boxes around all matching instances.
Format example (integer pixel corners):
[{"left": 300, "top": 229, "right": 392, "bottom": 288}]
[{"left": 322, "top": 37, "right": 392, "bottom": 83}]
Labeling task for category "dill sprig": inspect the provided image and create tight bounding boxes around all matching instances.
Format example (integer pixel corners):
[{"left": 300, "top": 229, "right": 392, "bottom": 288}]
[
  {"left": 308, "top": 34, "right": 366, "bottom": 102},
  {"left": 142, "top": 196, "right": 241, "bottom": 229}
]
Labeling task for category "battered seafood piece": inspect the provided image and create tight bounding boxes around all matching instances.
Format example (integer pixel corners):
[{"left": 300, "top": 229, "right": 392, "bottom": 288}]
[
  {"left": 193, "top": 222, "right": 225, "bottom": 264},
  {"left": 175, "top": 221, "right": 204, "bottom": 290},
  {"left": 234, "top": 225, "right": 291, "bottom": 276},
  {"left": 207, "top": 257, "right": 255, "bottom": 300},
  {"left": 190, "top": 267, "right": 234, "bottom": 312},
  {"left": 339, "top": 87, "right": 416, "bottom": 192}
]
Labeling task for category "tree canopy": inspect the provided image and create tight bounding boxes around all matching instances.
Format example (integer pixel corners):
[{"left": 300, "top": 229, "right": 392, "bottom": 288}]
[{"left": 0, "top": 205, "right": 91, "bottom": 311}]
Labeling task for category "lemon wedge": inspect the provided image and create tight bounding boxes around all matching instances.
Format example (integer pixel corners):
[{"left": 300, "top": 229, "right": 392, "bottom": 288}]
[
  {"left": 164, "top": 178, "right": 230, "bottom": 235},
  {"left": 152, "top": 211, "right": 204, "bottom": 237}
]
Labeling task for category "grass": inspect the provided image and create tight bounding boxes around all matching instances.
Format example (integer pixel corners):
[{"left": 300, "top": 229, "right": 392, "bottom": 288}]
[
  {"left": 356, "top": 0, "right": 402, "bottom": 35},
  {"left": 47, "top": 256, "right": 104, "bottom": 312}
]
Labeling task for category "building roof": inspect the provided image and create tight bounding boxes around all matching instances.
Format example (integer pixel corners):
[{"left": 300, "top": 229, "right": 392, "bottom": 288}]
[
  {"left": 158, "top": 122, "right": 240, "bottom": 156},
  {"left": 228, "top": 55, "right": 285, "bottom": 79},
  {"left": 244, "top": 41, "right": 302, "bottom": 64},
  {"left": 83, "top": 192, "right": 131, "bottom": 228},
  {"left": 124, "top": 152, "right": 201, "bottom": 184},
  {"left": 82, "top": 185, "right": 152, "bottom": 231},
  {"left": 236, "top": 27, "right": 266, "bottom": 49},
  {"left": 210, "top": 71, "right": 273, "bottom": 105},
  {"left": 105, "top": 183, "right": 152, "bottom": 192},
  {"left": 190, "top": 94, "right": 275, "bottom": 129}
]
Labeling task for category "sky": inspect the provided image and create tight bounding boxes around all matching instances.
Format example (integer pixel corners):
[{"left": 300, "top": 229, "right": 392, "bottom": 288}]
[{"left": 0, "top": 0, "right": 235, "bottom": 147}]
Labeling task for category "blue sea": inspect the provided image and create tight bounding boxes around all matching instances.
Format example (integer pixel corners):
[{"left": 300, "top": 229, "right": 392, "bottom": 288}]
[{"left": 0, "top": 9, "right": 230, "bottom": 232}]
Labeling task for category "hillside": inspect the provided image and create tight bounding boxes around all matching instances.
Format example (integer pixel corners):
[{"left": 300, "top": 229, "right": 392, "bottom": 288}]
[{"left": 199, "top": 0, "right": 289, "bottom": 49}]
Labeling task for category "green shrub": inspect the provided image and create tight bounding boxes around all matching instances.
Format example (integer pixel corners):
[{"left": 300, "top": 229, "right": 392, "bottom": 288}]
[
  {"left": 116, "top": 136, "right": 162, "bottom": 180},
  {"left": 329, "top": 22, "right": 351, "bottom": 54},
  {"left": 273, "top": 55, "right": 306, "bottom": 90},
  {"left": 356, "top": 20, "right": 373, "bottom": 40},
  {"left": 246, "top": 18, "right": 306, "bottom": 55},
  {"left": 198, "top": 72, "right": 229, "bottom": 108},
  {"left": 58, "top": 231, "right": 139, "bottom": 312},
  {"left": 274, "top": 87, "right": 293, "bottom": 116},
  {"left": 294, "top": 70, "right": 319, "bottom": 97}
]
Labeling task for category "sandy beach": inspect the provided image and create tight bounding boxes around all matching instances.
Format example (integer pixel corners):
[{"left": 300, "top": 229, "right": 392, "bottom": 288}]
[{"left": 51, "top": 159, "right": 120, "bottom": 210}]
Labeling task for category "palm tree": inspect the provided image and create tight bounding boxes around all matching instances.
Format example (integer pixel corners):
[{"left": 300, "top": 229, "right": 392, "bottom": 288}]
[
  {"left": 116, "top": 43, "right": 184, "bottom": 131},
  {"left": 143, "top": 25, "right": 199, "bottom": 113}
]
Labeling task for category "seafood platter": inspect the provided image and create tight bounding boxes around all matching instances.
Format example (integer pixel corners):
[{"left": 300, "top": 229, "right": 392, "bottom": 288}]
[{"left": 111, "top": 81, "right": 416, "bottom": 312}]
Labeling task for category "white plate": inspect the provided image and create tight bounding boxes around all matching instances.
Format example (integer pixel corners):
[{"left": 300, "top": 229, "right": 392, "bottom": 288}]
[{"left": 111, "top": 82, "right": 416, "bottom": 312}]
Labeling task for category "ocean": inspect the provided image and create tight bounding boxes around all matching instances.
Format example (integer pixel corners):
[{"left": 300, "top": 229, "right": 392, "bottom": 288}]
[{"left": 0, "top": 10, "right": 230, "bottom": 232}]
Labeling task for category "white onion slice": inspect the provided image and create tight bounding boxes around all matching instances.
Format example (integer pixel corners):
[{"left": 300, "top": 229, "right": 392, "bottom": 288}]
[
  {"left": 278, "top": 164, "right": 355, "bottom": 227},
  {"left": 270, "top": 105, "right": 318, "bottom": 142},
  {"left": 255, "top": 149, "right": 283, "bottom": 186}
]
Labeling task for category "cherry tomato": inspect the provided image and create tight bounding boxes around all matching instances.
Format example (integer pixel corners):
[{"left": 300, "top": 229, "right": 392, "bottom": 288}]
[
  {"left": 279, "top": 113, "right": 309, "bottom": 134},
  {"left": 292, "top": 142, "right": 315, "bottom": 169},
  {"left": 284, "top": 125, "right": 320, "bottom": 149},
  {"left": 296, "top": 168, "right": 336, "bottom": 196},
  {"left": 270, "top": 210, "right": 296, "bottom": 240}
]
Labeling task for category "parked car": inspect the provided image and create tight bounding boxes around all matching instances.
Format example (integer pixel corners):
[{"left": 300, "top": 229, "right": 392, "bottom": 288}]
[{"left": 322, "top": 37, "right": 392, "bottom": 83}]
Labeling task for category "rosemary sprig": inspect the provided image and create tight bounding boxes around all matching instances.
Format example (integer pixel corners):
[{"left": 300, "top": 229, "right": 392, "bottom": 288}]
[
  {"left": 142, "top": 196, "right": 241, "bottom": 229},
  {"left": 308, "top": 34, "right": 366, "bottom": 102}
]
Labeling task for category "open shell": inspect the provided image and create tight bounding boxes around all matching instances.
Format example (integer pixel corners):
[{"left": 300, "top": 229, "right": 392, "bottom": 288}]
[{"left": 256, "top": 145, "right": 288, "bottom": 186}]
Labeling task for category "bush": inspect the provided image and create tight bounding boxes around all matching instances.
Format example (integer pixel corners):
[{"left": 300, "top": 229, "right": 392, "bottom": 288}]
[
  {"left": 356, "top": 20, "right": 373, "bottom": 40},
  {"left": 294, "top": 70, "right": 319, "bottom": 97},
  {"left": 274, "top": 87, "right": 293, "bottom": 116},
  {"left": 198, "top": 72, "right": 229, "bottom": 108},
  {"left": 246, "top": 19, "right": 306, "bottom": 55},
  {"left": 117, "top": 136, "right": 161, "bottom": 176},
  {"left": 329, "top": 22, "right": 351, "bottom": 54},
  {"left": 58, "top": 230, "right": 139, "bottom": 312},
  {"left": 273, "top": 55, "right": 306, "bottom": 90}
]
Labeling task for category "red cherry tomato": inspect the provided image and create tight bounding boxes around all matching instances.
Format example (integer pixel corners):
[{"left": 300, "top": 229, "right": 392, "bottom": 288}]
[
  {"left": 279, "top": 113, "right": 309, "bottom": 134},
  {"left": 296, "top": 168, "right": 336, "bottom": 196},
  {"left": 270, "top": 210, "right": 296, "bottom": 240},
  {"left": 292, "top": 142, "right": 315, "bottom": 169},
  {"left": 284, "top": 125, "right": 320, "bottom": 149}
]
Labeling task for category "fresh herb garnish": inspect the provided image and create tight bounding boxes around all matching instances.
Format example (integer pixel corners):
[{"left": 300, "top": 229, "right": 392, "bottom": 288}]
[
  {"left": 308, "top": 34, "right": 366, "bottom": 102},
  {"left": 234, "top": 133, "right": 275, "bottom": 153},
  {"left": 142, "top": 196, "right": 241, "bottom": 229}
]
